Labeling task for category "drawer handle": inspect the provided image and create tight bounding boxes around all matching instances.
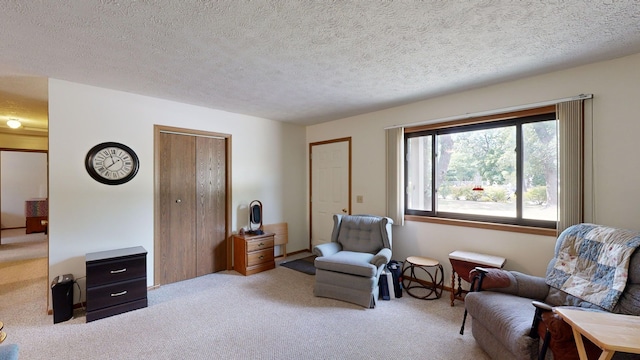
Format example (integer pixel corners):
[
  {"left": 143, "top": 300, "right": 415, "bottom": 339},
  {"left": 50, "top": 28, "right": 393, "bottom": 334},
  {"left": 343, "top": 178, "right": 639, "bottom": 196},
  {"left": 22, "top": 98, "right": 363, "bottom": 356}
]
[
  {"left": 258, "top": 242, "right": 264, "bottom": 247},
  {"left": 110, "top": 268, "right": 127, "bottom": 274},
  {"left": 259, "top": 255, "right": 264, "bottom": 259},
  {"left": 111, "top": 291, "right": 128, "bottom": 297}
]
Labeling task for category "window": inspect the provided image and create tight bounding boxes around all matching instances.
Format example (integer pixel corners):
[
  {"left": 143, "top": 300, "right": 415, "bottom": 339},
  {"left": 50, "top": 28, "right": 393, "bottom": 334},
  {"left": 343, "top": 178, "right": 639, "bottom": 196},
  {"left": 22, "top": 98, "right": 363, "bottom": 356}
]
[{"left": 405, "top": 111, "right": 558, "bottom": 229}]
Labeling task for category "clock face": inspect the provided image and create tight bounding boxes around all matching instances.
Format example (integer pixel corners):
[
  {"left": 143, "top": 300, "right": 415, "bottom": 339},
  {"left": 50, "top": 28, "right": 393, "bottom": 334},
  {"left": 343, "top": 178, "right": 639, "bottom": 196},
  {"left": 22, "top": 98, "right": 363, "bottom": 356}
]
[{"left": 85, "top": 142, "right": 139, "bottom": 185}]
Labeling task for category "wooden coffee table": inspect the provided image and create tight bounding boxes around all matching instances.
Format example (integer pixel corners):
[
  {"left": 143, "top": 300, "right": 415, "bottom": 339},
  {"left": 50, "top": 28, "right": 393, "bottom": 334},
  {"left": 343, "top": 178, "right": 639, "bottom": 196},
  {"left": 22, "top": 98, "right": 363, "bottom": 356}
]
[{"left": 554, "top": 307, "right": 640, "bottom": 360}]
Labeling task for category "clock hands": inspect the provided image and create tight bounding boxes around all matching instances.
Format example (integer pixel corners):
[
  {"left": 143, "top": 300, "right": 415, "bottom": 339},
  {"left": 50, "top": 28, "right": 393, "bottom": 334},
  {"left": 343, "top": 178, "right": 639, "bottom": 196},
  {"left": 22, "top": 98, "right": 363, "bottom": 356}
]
[
  {"left": 104, "top": 150, "right": 119, "bottom": 168},
  {"left": 106, "top": 158, "right": 121, "bottom": 170}
]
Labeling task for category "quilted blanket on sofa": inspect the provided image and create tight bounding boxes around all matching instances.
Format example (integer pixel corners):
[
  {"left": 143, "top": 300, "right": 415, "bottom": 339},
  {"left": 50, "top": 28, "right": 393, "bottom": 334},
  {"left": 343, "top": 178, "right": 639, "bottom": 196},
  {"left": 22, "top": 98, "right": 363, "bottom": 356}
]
[{"left": 546, "top": 223, "right": 640, "bottom": 311}]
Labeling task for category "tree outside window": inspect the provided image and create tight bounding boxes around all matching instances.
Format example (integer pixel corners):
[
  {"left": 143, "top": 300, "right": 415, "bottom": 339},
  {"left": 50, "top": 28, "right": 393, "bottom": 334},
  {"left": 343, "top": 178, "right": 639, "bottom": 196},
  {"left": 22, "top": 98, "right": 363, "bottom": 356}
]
[{"left": 405, "top": 113, "right": 557, "bottom": 228}]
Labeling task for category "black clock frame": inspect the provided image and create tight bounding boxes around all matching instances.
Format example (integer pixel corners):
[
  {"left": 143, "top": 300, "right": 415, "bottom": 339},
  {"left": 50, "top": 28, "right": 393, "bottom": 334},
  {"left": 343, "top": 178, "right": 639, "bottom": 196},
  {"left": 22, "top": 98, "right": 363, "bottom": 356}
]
[{"left": 85, "top": 142, "right": 140, "bottom": 185}]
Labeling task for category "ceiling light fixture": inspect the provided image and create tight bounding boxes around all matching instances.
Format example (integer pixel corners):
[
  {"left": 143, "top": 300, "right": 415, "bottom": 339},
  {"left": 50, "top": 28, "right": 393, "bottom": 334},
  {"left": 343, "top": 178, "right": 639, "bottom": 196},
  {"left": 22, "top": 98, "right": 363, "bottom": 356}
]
[{"left": 7, "top": 119, "right": 22, "bottom": 129}]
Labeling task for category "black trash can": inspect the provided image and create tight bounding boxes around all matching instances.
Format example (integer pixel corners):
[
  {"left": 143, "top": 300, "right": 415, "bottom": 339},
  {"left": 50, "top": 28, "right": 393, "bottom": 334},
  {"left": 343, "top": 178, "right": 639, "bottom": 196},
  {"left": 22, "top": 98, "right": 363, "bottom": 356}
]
[{"left": 51, "top": 274, "right": 74, "bottom": 324}]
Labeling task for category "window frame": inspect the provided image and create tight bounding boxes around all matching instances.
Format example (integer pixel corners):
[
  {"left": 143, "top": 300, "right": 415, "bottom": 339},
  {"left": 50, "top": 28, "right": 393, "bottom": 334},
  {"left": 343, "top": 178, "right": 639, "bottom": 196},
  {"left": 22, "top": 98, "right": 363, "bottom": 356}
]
[{"left": 404, "top": 107, "right": 558, "bottom": 230}]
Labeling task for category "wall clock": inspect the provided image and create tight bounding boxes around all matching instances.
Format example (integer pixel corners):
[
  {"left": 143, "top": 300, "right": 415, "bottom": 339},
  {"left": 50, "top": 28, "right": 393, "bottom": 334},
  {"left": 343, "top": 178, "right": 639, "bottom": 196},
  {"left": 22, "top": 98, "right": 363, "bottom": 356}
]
[{"left": 85, "top": 142, "right": 139, "bottom": 185}]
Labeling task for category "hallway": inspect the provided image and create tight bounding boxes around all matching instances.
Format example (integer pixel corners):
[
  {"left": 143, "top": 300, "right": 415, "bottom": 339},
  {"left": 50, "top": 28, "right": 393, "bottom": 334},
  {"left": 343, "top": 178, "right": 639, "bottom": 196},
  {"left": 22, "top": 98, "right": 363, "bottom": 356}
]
[{"left": 0, "top": 229, "right": 48, "bottom": 317}]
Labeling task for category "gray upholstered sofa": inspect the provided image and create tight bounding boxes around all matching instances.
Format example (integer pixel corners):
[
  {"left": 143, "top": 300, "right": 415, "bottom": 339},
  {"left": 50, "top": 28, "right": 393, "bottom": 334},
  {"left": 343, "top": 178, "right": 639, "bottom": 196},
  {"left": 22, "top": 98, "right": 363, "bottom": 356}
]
[
  {"left": 312, "top": 214, "right": 393, "bottom": 308},
  {"left": 464, "top": 223, "right": 640, "bottom": 360}
]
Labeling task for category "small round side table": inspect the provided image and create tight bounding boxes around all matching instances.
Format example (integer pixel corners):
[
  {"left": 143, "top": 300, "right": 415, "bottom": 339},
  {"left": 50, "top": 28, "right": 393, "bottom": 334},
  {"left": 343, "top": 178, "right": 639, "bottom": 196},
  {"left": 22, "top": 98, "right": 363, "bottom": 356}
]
[{"left": 401, "top": 256, "right": 444, "bottom": 300}]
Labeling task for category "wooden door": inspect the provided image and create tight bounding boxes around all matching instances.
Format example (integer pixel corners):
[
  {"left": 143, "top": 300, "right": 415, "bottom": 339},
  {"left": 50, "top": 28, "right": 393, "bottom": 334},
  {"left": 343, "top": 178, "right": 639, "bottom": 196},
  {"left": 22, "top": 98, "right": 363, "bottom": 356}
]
[
  {"left": 158, "top": 132, "right": 197, "bottom": 284},
  {"left": 310, "top": 139, "right": 351, "bottom": 249},
  {"left": 157, "top": 129, "right": 228, "bottom": 285},
  {"left": 195, "top": 136, "right": 226, "bottom": 275}
]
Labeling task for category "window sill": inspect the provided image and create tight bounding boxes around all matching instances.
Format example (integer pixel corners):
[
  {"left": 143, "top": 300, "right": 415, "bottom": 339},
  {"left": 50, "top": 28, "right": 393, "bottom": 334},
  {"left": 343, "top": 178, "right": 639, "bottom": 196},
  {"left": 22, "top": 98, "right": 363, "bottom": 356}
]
[{"left": 404, "top": 215, "right": 557, "bottom": 237}]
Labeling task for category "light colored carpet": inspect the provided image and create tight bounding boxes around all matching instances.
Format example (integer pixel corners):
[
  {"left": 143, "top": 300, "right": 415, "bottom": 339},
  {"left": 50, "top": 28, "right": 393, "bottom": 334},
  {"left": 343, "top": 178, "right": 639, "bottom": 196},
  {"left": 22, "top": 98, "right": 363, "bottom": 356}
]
[
  {"left": 0, "top": 257, "right": 48, "bottom": 286},
  {"left": 0, "top": 229, "right": 47, "bottom": 262},
  {"left": 1, "top": 261, "right": 490, "bottom": 359}
]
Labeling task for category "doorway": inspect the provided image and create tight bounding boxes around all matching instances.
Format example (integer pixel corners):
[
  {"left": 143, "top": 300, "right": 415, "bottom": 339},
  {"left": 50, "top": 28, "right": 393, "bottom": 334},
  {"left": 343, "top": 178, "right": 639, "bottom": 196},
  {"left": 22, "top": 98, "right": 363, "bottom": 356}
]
[
  {"left": 0, "top": 150, "right": 48, "bottom": 261},
  {"left": 154, "top": 125, "right": 231, "bottom": 286},
  {"left": 309, "top": 138, "right": 351, "bottom": 249},
  {"left": 0, "top": 76, "right": 49, "bottom": 311}
]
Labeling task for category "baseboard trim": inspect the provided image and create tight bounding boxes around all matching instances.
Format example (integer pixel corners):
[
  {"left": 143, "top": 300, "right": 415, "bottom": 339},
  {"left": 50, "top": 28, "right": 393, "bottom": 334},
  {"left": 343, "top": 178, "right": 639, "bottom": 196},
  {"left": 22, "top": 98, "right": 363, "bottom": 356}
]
[{"left": 286, "top": 249, "right": 311, "bottom": 257}]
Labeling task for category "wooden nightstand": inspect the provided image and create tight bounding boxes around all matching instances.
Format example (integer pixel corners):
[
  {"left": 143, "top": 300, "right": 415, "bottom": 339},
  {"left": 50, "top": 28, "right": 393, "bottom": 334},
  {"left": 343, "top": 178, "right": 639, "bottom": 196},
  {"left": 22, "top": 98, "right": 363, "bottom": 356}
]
[
  {"left": 85, "top": 246, "right": 148, "bottom": 322},
  {"left": 233, "top": 232, "right": 275, "bottom": 276}
]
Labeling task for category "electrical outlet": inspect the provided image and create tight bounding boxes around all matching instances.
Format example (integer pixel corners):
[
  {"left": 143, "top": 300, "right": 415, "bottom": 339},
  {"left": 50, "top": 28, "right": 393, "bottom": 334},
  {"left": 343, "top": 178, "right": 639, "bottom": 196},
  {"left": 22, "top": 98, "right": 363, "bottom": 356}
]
[{"left": 356, "top": 195, "right": 363, "bottom": 203}]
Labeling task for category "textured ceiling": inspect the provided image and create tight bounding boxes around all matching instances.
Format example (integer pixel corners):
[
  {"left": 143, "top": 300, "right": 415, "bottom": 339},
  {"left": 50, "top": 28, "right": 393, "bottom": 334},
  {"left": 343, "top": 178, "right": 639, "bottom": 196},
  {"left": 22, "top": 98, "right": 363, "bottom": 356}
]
[{"left": 1, "top": 1, "right": 640, "bottom": 131}]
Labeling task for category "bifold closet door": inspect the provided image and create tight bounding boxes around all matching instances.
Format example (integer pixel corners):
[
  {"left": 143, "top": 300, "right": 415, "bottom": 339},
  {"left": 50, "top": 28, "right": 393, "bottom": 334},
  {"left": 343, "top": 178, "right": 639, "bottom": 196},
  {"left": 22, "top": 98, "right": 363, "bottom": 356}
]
[
  {"left": 158, "top": 132, "right": 227, "bottom": 285},
  {"left": 158, "top": 132, "right": 197, "bottom": 284},
  {"left": 195, "top": 136, "right": 226, "bottom": 276}
]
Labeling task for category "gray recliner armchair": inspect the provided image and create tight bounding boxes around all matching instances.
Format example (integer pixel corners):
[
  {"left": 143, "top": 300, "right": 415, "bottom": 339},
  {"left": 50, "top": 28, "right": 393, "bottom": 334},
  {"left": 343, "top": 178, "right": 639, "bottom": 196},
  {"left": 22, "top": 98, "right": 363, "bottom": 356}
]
[
  {"left": 312, "top": 214, "right": 393, "bottom": 308},
  {"left": 464, "top": 223, "right": 640, "bottom": 360}
]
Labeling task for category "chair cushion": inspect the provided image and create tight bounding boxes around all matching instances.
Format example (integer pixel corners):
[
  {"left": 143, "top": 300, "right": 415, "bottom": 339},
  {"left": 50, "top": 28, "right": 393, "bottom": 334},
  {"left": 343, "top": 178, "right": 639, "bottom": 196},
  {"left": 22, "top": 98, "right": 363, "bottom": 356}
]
[
  {"left": 316, "top": 269, "right": 377, "bottom": 291},
  {"left": 465, "top": 291, "right": 539, "bottom": 359},
  {"left": 314, "top": 251, "right": 376, "bottom": 277},
  {"left": 336, "top": 215, "right": 385, "bottom": 254}
]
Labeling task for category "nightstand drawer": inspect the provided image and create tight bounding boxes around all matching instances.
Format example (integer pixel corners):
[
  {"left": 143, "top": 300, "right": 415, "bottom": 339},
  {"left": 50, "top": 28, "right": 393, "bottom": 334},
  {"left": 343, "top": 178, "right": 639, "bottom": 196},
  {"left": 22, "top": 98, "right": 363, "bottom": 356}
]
[
  {"left": 86, "top": 256, "right": 146, "bottom": 287},
  {"left": 247, "top": 248, "right": 274, "bottom": 266},
  {"left": 86, "top": 278, "right": 147, "bottom": 311},
  {"left": 247, "top": 237, "right": 274, "bottom": 253}
]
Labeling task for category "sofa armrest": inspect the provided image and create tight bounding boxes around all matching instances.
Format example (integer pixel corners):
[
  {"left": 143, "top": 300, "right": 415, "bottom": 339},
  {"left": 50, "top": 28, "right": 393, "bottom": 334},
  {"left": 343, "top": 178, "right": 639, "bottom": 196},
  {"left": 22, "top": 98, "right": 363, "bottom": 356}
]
[
  {"left": 496, "top": 271, "right": 550, "bottom": 300},
  {"left": 313, "top": 242, "right": 342, "bottom": 257},
  {"left": 470, "top": 268, "right": 549, "bottom": 300},
  {"left": 470, "top": 267, "right": 512, "bottom": 291},
  {"left": 370, "top": 248, "right": 392, "bottom": 268},
  {"left": 532, "top": 300, "right": 553, "bottom": 312}
]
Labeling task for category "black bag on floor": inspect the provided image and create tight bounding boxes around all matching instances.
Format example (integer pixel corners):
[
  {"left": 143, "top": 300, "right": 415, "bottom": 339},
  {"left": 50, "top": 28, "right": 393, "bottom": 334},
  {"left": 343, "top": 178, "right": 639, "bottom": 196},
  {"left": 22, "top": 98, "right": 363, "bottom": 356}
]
[{"left": 387, "top": 260, "right": 403, "bottom": 298}]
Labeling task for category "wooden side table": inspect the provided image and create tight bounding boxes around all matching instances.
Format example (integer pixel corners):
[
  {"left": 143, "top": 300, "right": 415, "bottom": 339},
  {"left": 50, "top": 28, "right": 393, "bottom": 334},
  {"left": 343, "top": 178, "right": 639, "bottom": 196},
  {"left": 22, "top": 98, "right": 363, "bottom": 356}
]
[
  {"left": 263, "top": 223, "right": 288, "bottom": 259},
  {"left": 448, "top": 250, "right": 506, "bottom": 306},
  {"left": 554, "top": 307, "right": 640, "bottom": 360}
]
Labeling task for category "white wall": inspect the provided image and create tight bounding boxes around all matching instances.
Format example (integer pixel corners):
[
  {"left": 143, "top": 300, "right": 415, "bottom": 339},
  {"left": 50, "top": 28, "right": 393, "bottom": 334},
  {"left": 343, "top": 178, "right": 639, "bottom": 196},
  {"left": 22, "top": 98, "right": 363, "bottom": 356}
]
[
  {"left": 46, "top": 52, "right": 640, "bottom": 302},
  {"left": 0, "top": 151, "right": 47, "bottom": 228},
  {"left": 306, "top": 52, "right": 640, "bottom": 280},
  {"left": 48, "top": 80, "right": 306, "bottom": 301}
]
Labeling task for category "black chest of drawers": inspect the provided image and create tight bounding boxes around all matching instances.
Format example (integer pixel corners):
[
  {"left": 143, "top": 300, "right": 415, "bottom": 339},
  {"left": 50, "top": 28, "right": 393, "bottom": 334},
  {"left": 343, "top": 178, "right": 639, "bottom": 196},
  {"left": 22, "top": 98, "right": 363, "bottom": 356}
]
[{"left": 85, "top": 246, "right": 148, "bottom": 322}]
